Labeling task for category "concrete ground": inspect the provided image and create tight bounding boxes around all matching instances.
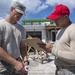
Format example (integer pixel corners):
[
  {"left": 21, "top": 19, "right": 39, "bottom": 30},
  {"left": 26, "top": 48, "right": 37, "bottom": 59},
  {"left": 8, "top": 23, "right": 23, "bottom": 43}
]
[{"left": 28, "top": 52, "right": 56, "bottom": 75}]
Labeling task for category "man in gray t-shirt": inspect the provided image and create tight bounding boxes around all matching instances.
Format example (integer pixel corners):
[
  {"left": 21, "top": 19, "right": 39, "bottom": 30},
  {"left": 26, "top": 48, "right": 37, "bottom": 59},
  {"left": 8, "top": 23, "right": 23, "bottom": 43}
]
[{"left": 0, "top": 1, "right": 28, "bottom": 75}]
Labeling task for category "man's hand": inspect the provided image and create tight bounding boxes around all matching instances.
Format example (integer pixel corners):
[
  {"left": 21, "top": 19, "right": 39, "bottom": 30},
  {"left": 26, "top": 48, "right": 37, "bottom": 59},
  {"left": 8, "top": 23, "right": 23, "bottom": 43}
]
[
  {"left": 13, "top": 61, "right": 28, "bottom": 74},
  {"left": 38, "top": 43, "right": 53, "bottom": 53},
  {"left": 45, "top": 43, "right": 53, "bottom": 52}
]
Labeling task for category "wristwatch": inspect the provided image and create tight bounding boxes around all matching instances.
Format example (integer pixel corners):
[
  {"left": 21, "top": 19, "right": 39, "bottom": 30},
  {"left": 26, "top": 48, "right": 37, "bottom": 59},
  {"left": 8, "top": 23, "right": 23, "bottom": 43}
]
[{"left": 24, "top": 60, "right": 30, "bottom": 65}]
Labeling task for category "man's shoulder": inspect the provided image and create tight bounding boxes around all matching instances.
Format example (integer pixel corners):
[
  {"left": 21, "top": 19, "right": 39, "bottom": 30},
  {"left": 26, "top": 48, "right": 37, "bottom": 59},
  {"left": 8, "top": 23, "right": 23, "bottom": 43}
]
[
  {"left": 68, "top": 23, "right": 75, "bottom": 29},
  {"left": 67, "top": 23, "right": 75, "bottom": 33},
  {"left": 17, "top": 23, "right": 25, "bottom": 30},
  {"left": 0, "top": 19, "right": 5, "bottom": 22},
  {"left": 0, "top": 19, "right": 6, "bottom": 27},
  {"left": 70, "top": 23, "right": 75, "bottom": 26}
]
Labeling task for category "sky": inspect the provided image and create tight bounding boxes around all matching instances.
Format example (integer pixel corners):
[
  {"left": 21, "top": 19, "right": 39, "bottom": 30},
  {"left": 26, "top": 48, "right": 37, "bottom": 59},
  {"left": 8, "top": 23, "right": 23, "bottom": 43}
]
[{"left": 0, "top": 0, "right": 75, "bottom": 24}]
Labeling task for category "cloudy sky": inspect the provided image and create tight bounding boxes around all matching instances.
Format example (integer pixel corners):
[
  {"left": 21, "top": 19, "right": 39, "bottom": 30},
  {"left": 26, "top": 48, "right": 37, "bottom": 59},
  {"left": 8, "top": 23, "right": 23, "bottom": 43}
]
[{"left": 0, "top": 0, "right": 75, "bottom": 24}]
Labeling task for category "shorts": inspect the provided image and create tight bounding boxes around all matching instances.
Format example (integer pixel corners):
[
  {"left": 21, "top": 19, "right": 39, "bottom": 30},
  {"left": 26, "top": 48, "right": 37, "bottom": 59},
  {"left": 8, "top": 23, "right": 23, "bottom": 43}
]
[{"left": 0, "top": 58, "right": 27, "bottom": 75}]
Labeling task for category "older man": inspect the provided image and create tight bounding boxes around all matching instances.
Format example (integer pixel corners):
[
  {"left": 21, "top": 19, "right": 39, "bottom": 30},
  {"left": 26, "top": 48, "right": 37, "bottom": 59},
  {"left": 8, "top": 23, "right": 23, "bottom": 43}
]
[{"left": 0, "top": 1, "right": 29, "bottom": 75}]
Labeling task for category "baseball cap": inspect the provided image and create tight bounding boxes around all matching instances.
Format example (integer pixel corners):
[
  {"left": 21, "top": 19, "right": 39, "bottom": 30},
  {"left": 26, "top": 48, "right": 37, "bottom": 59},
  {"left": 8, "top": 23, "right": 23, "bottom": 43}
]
[
  {"left": 12, "top": 1, "right": 26, "bottom": 14},
  {"left": 47, "top": 4, "right": 70, "bottom": 20}
]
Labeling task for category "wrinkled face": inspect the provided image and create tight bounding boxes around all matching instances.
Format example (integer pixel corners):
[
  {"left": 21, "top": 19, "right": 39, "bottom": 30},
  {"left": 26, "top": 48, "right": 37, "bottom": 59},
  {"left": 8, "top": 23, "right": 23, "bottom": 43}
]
[
  {"left": 54, "top": 15, "right": 68, "bottom": 27},
  {"left": 10, "top": 7, "right": 23, "bottom": 22}
]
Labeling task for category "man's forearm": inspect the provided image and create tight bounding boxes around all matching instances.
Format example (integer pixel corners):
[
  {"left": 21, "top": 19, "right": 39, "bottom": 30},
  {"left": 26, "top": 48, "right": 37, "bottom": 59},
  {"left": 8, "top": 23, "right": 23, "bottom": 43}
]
[{"left": 0, "top": 47, "right": 18, "bottom": 66}]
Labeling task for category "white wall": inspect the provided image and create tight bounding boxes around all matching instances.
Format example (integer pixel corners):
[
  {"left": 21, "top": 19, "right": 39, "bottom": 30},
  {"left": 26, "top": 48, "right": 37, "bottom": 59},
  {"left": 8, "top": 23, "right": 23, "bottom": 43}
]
[{"left": 23, "top": 25, "right": 47, "bottom": 43}]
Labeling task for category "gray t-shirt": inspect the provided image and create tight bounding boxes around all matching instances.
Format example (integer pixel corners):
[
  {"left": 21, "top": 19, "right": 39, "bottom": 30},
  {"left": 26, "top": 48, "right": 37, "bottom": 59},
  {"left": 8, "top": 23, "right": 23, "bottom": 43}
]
[{"left": 0, "top": 19, "right": 26, "bottom": 59}]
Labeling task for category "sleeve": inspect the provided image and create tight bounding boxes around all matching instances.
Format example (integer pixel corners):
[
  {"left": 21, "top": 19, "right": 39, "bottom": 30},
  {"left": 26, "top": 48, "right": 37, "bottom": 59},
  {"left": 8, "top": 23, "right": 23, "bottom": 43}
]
[
  {"left": 51, "top": 29, "right": 75, "bottom": 63},
  {"left": 0, "top": 23, "right": 3, "bottom": 46},
  {"left": 22, "top": 27, "right": 26, "bottom": 39},
  {"left": 0, "top": 30, "right": 2, "bottom": 46},
  {"left": 20, "top": 26, "right": 26, "bottom": 47}
]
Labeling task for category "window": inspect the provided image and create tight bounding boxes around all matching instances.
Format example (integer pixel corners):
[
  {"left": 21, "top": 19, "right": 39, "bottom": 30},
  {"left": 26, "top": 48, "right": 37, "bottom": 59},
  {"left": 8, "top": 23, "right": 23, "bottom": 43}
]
[{"left": 51, "top": 30, "right": 58, "bottom": 42}]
